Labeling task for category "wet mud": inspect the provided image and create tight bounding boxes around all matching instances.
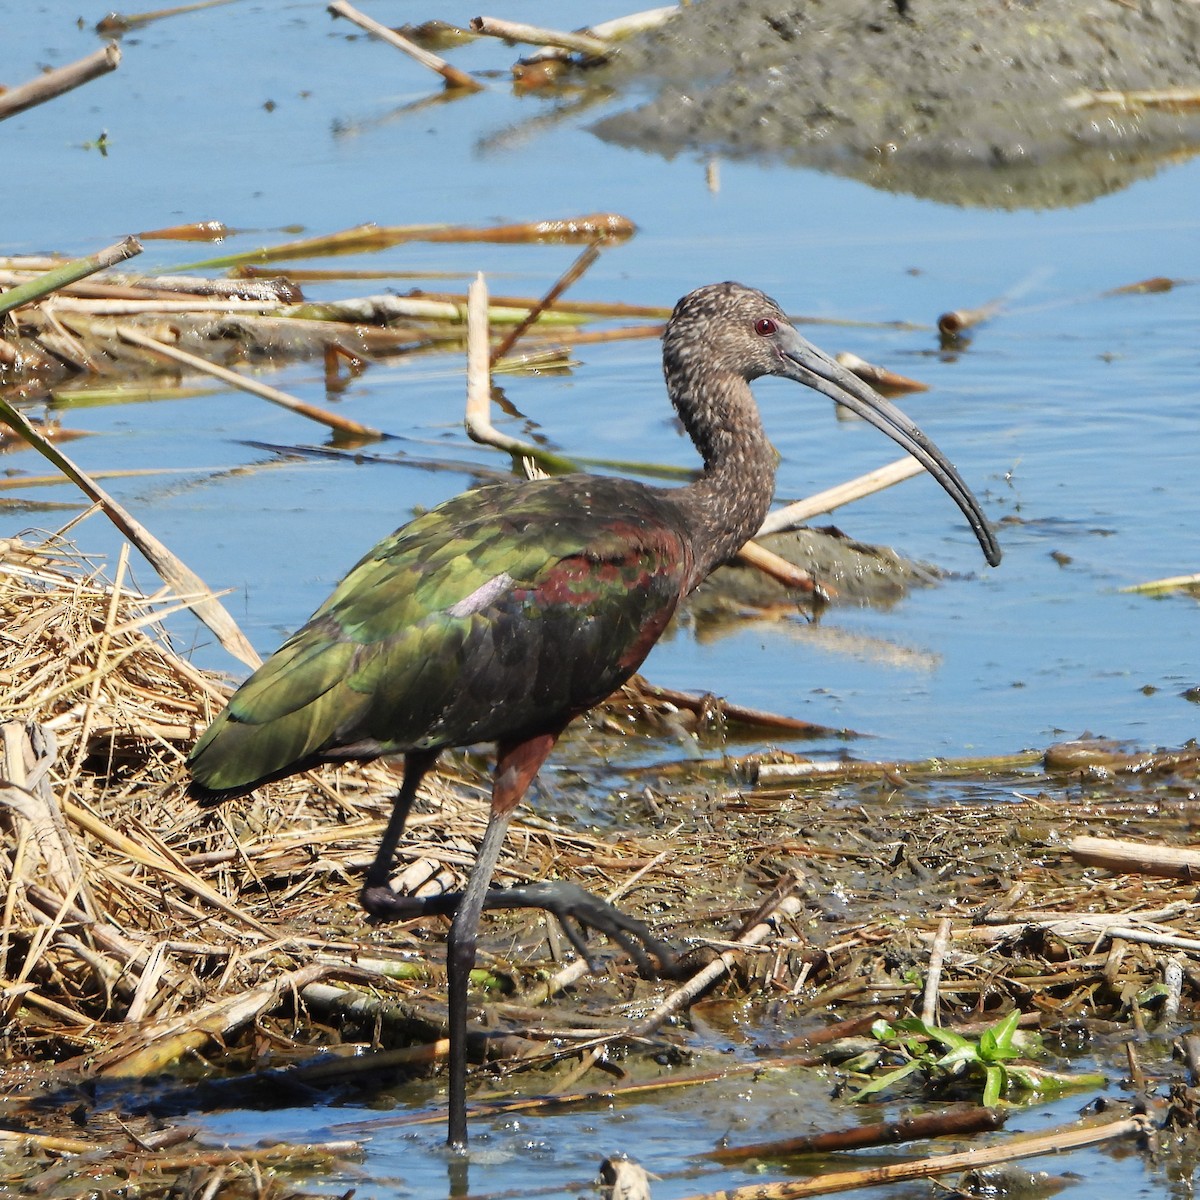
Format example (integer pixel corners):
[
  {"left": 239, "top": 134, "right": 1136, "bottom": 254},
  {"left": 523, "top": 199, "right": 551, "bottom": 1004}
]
[{"left": 595, "top": 0, "right": 1200, "bottom": 208}]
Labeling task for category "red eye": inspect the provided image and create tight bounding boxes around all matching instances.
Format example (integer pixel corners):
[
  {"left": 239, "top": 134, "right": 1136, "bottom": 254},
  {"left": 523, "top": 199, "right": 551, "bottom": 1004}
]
[{"left": 754, "top": 318, "right": 777, "bottom": 336}]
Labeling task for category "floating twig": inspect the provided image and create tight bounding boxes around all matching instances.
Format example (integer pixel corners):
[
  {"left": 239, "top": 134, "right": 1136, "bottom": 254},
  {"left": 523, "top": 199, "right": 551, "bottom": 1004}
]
[
  {"left": 1120, "top": 571, "right": 1200, "bottom": 595},
  {"left": 0, "top": 44, "right": 122, "bottom": 121},
  {"left": 470, "top": 16, "right": 610, "bottom": 59},
  {"left": 328, "top": 0, "right": 483, "bottom": 91},
  {"left": 95, "top": 0, "right": 238, "bottom": 34}
]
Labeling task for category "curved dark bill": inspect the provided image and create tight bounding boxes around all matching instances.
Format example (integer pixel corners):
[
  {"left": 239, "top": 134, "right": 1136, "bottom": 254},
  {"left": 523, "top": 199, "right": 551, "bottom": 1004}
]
[{"left": 775, "top": 327, "right": 1001, "bottom": 567}]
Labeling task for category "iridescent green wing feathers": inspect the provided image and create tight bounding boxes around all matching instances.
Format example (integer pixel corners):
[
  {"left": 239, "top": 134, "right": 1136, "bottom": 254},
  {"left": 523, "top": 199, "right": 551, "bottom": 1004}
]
[{"left": 188, "top": 478, "right": 691, "bottom": 795}]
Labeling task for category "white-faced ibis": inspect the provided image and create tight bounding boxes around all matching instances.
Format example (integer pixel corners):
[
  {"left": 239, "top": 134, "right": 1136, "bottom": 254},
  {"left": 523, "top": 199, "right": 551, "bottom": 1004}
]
[{"left": 188, "top": 282, "right": 1000, "bottom": 1149}]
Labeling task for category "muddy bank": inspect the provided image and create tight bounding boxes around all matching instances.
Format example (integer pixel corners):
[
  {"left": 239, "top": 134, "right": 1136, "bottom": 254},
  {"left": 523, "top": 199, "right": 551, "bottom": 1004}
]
[{"left": 595, "top": 0, "right": 1200, "bottom": 208}]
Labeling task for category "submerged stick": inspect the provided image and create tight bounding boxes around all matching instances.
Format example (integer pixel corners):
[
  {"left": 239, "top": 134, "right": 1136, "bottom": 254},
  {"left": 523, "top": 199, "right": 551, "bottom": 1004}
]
[
  {"left": 116, "top": 325, "right": 384, "bottom": 441},
  {"left": 329, "top": 0, "right": 483, "bottom": 91},
  {"left": 704, "top": 1107, "right": 1006, "bottom": 1164},
  {"left": 339, "top": 1048, "right": 833, "bottom": 1131},
  {"left": 0, "top": 237, "right": 142, "bottom": 318},
  {"left": 677, "top": 1116, "right": 1148, "bottom": 1200},
  {"left": 0, "top": 44, "right": 121, "bottom": 121}
]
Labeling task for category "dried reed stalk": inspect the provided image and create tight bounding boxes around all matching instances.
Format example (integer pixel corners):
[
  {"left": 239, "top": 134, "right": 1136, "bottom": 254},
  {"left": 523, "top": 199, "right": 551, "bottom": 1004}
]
[{"left": 0, "top": 44, "right": 121, "bottom": 121}]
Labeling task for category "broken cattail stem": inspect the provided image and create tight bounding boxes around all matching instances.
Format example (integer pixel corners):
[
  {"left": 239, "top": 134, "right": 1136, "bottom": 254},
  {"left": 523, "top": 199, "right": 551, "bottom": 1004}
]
[
  {"left": 0, "top": 237, "right": 143, "bottom": 318},
  {"left": 1104, "top": 275, "right": 1184, "bottom": 296},
  {"left": 757, "top": 456, "right": 925, "bottom": 537},
  {"left": 589, "top": 6, "right": 681, "bottom": 41},
  {"left": 921, "top": 917, "right": 952, "bottom": 1026},
  {"left": 413, "top": 291, "right": 672, "bottom": 319},
  {"left": 1064, "top": 85, "right": 1200, "bottom": 111},
  {"left": 490, "top": 241, "right": 601, "bottom": 364},
  {"left": 469, "top": 16, "right": 610, "bottom": 58},
  {"left": 136, "top": 219, "right": 230, "bottom": 241},
  {"left": 834, "top": 351, "right": 929, "bottom": 394},
  {"left": 1070, "top": 835, "right": 1200, "bottom": 881},
  {"left": 937, "top": 300, "right": 1004, "bottom": 337},
  {"left": 96, "top": 1, "right": 238, "bottom": 35},
  {"left": 464, "top": 274, "right": 569, "bottom": 470},
  {"left": 0, "top": 43, "right": 121, "bottom": 121},
  {"left": 735, "top": 539, "right": 820, "bottom": 592},
  {"left": 624, "top": 886, "right": 805, "bottom": 1040},
  {"left": 0, "top": 397, "right": 261, "bottom": 669}
]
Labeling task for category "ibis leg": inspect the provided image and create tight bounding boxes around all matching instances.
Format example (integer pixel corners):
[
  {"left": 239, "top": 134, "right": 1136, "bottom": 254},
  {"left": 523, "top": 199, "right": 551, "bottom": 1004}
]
[
  {"left": 446, "top": 733, "right": 557, "bottom": 1151},
  {"left": 360, "top": 749, "right": 438, "bottom": 917}
]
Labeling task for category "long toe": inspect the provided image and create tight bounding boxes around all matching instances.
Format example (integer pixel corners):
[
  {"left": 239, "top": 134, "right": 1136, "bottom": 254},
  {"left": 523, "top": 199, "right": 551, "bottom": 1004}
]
[{"left": 486, "top": 880, "right": 679, "bottom": 979}]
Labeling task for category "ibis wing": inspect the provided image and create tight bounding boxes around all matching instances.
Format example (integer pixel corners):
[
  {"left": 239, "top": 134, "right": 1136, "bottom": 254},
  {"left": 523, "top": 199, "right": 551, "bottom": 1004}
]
[{"left": 188, "top": 478, "right": 691, "bottom": 794}]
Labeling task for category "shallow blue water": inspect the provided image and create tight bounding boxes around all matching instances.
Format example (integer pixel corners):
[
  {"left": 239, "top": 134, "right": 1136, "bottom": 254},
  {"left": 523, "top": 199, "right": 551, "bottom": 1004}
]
[{"left": 3, "top": 3, "right": 1199, "bottom": 1194}]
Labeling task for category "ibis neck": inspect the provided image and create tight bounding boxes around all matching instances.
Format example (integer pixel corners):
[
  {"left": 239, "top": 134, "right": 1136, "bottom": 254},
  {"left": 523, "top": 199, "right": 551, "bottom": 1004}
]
[{"left": 666, "top": 372, "right": 778, "bottom": 590}]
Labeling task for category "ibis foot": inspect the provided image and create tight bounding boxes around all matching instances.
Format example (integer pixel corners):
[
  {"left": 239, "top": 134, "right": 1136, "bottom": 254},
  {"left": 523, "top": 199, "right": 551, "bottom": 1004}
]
[{"left": 360, "top": 879, "right": 678, "bottom": 979}]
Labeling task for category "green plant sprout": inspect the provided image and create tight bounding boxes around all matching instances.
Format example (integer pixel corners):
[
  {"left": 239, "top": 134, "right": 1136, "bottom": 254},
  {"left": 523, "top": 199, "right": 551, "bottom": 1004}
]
[{"left": 846, "top": 1011, "right": 1105, "bottom": 1107}]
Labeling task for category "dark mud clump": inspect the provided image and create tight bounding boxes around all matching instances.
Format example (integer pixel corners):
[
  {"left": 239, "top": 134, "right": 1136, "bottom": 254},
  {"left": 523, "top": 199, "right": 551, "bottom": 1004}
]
[{"left": 595, "top": 0, "right": 1200, "bottom": 209}]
